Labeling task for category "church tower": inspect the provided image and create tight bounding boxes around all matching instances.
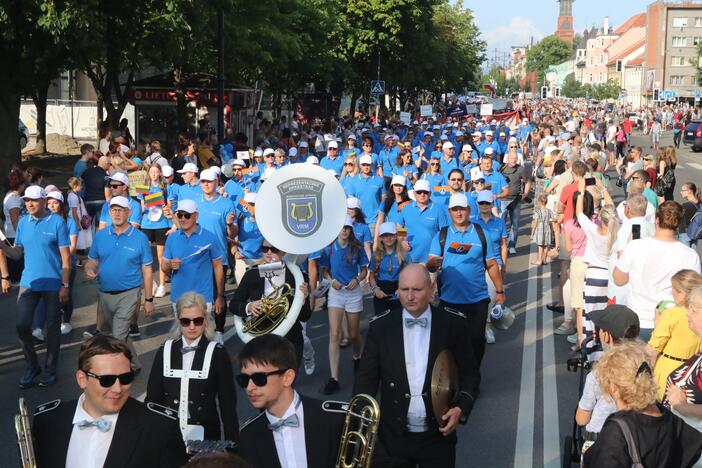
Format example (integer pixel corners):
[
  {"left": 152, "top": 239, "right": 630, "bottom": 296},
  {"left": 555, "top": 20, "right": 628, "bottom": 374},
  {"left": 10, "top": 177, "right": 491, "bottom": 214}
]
[{"left": 555, "top": 0, "right": 575, "bottom": 45}]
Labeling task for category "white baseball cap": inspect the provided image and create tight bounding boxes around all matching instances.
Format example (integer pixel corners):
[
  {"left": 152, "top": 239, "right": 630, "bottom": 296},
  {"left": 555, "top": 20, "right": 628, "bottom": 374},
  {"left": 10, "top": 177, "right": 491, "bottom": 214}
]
[
  {"left": 391, "top": 175, "right": 406, "bottom": 186},
  {"left": 22, "top": 185, "right": 45, "bottom": 200},
  {"left": 359, "top": 154, "right": 373, "bottom": 165},
  {"left": 443, "top": 141, "right": 454, "bottom": 149},
  {"left": 485, "top": 130, "right": 494, "bottom": 136},
  {"left": 448, "top": 193, "right": 469, "bottom": 209},
  {"left": 232, "top": 159, "right": 246, "bottom": 167},
  {"left": 477, "top": 191, "right": 494, "bottom": 204},
  {"left": 484, "top": 147, "right": 494, "bottom": 155},
  {"left": 347, "top": 134, "right": 357, "bottom": 141},
  {"left": 306, "top": 156, "right": 319, "bottom": 165},
  {"left": 472, "top": 131, "right": 482, "bottom": 137},
  {"left": 378, "top": 222, "right": 397, "bottom": 236},
  {"left": 244, "top": 192, "right": 257, "bottom": 204},
  {"left": 177, "top": 199, "right": 198, "bottom": 214},
  {"left": 346, "top": 197, "right": 361, "bottom": 209},
  {"left": 328, "top": 141, "right": 339, "bottom": 149},
  {"left": 462, "top": 144, "right": 472, "bottom": 152},
  {"left": 46, "top": 191, "right": 64, "bottom": 203},
  {"left": 107, "top": 171, "right": 129, "bottom": 185},
  {"left": 109, "top": 196, "right": 130, "bottom": 209},
  {"left": 263, "top": 148, "right": 275, "bottom": 157},
  {"left": 289, "top": 147, "right": 298, "bottom": 157},
  {"left": 471, "top": 170, "right": 486, "bottom": 181},
  {"left": 414, "top": 179, "right": 431, "bottom": 192},
  {"left": 210, "top": 166, "right": 221, "bottom": 176},
  {"left": 299, "top": 141, "right": 309, "bottom": 148},
  {"left": 199, "top": 169, "right": 217, "bottom": 181},
  {"left": 253, "top": 148, "right": 264, "bottom": 157},
  {"left": 177, "top": 163, "right": 199, "bottom": 174},
  {"left": 343, "top": 215, "right": 354, "bottom": 227},
  {"left": 161, "top": 166, "right": 174, "bottom": 177}
]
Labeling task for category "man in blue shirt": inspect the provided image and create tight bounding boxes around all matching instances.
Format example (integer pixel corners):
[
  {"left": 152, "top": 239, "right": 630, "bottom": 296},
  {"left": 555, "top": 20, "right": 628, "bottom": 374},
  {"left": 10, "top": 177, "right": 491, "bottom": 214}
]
[
  {"left": 320, "top": 140, "right": 344, "bottom": 174},
  {"left": 162, "top": 199, "right": 225, "bottom": 318},
  {"left": 481, "top": 131, "right": 501, "bottom": 157},
  {"left": 399, "top": 179, "right": 448, "bottom": 263},
  {"left": 73, "top": 144, "right": 94, "bottom": 178},
  {"left": 175, "top": 163, "right": 203, "bottom": 205},
  {"left": 97, "top": 171, "right": 142, "bottom": 229},
  {"left": 427, "top": 193, "right": 505, "bottom": 377},
  {"left": 222, "top": 159, "right": 247, "bottom": 206},
  {"left": 439, "top": 141, "right": 459, "bottom": 174},
  {"left": 348, "top": 154, "right": 386, "bottom": 231},
  {"left": 86, "top": 196, "right": 153, "bottom": 370},
  {"left": 379, "top": 136, "right": 400, "bottom": 182},
  {"left": 479, "top": 155, "right": 509, "bottom": 209},
  {"left": 0, "top": 185, "right": 71, "bottom": 387}
]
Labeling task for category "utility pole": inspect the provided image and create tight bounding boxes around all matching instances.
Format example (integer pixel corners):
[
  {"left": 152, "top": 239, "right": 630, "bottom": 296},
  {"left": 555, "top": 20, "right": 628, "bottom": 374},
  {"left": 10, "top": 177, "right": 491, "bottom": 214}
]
[
  {"left": 217, "top": 7, "right": 225, "bottom": 140},
  {"left": 375, "top": 49, "right": 381, "bottom": 121}
]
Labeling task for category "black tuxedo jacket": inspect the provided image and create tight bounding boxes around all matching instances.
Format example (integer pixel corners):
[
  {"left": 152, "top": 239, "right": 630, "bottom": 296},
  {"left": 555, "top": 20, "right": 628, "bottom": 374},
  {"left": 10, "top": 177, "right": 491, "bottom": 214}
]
[
  {"left": 33, "top": 397, "right": 187, "bottom": 468},
  {"left": 229, "top": 266, "right": 312, "bottom": 347},
  {"left": 353, "top": 306, "right": 479, "bottom": 457},
  {"left": 145, "top": 337, "right": 239, "bottom": 441},
  {"left": 238, "top": 395, "right": 344, "bottom": 468}
]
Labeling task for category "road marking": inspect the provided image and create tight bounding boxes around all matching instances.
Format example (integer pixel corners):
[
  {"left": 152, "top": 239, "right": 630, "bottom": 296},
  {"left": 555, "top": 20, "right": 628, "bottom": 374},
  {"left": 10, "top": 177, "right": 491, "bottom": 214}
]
[
  {"left": 514, "top": 241, "right": 538, "bottom": 467},
  {"left": 542, "top": 262, "right": 560, "bottom": 468},
  {"left": 688, "top": 162, "right": 702, "bottom": 171}
]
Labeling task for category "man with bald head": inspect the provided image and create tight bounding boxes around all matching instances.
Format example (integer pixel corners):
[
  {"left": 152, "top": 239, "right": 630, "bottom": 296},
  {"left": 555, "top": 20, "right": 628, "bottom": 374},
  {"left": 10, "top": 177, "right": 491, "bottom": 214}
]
[{"left": 354, "top": 264, "right": 479, "bottom": 467}]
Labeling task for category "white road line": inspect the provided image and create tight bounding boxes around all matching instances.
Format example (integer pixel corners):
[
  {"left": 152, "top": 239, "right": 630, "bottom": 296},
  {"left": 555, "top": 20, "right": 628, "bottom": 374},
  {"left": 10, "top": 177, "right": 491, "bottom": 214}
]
[
  {"left": 688, "top": 162, "right": 702, "bottom": 171},
  {"left": 542, "top": 262, "right": 560, "bottom": 468},
  {"left": 514, "top": 241, "right": 538, "bottom": 468}
]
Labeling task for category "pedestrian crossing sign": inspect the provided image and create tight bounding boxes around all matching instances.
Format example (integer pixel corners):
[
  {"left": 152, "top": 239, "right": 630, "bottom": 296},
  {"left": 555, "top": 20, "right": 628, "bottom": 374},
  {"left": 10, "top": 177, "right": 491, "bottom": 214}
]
[{"left": 370, "top": 80, "right": 385, "bottom": 95}]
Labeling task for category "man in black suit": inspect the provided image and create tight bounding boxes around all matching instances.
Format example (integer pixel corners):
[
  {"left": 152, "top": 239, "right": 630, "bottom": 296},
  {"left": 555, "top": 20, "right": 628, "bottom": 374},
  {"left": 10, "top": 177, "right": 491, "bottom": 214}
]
[
  {"left": 237, "top": 334, "right": 344, "bottom": 468},
  {"left": 32, "top": 334, "right": 187, "bottom": 468},
  {"left": 229, "top": 238, "right": 311, "bottom": 366},
  {"left": 354, "top": 264, "right": 480, "bottom": 468}
]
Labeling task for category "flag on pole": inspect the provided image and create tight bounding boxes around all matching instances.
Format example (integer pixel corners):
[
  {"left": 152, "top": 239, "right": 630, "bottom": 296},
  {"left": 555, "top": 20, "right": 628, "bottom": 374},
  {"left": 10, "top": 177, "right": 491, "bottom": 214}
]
[
  {"left": 144, "top": 191, "right": 165, "bottom": 207},
  {"left": 134, "top": 184, "right": 150, "bottom": 195}
]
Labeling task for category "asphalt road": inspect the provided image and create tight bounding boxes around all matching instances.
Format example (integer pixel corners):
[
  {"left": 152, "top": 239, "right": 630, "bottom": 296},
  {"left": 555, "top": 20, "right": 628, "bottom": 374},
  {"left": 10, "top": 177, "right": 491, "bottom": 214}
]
[{"left": 0, "top": 130, "right": 696, "bottom": 467}]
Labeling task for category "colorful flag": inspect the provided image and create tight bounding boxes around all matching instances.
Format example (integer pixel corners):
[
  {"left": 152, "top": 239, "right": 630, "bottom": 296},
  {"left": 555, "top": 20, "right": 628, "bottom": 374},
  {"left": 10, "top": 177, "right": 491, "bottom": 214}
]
[
  {"left": 241, "top": 166, "right": 259, "bottom": 176},
  {"left": 433, "top": 185, "right": 450, "bottom": 194},
  {"left": 134, "top": 184, "right": 150, "bottom": 195},
  {"left": 144, "top": 191, "right": 164, "bottom": 207},
  {"left": 447, "top": 242, "right": 472, "bottom": 255},
  {"left": 396, "top": 226, "right": 407, "bottom": 238}
]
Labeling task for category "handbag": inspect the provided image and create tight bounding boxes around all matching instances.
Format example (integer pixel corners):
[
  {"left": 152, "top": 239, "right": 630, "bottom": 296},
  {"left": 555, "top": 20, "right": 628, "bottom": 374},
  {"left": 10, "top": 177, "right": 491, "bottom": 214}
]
[
  {"left": 77, "top": 226, "right": 93, "bottom": 250},
  {"left": 75, "top": 196, "right": 92, "bottom": 230},
  {"left": 654, "top": 168, "right": 674, "bottom": 195}
]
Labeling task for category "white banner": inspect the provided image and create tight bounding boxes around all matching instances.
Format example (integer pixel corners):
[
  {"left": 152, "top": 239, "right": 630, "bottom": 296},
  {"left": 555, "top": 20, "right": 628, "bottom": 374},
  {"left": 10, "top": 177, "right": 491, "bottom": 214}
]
[
  {"left": 400, "top": 111, "right": 411, "bottom": 124},
  {"left": 480, "top": 104, "right": 493, "bottom": 117},
  {"left": 420, "top": 105, "right": 432, "bottom": 117}
]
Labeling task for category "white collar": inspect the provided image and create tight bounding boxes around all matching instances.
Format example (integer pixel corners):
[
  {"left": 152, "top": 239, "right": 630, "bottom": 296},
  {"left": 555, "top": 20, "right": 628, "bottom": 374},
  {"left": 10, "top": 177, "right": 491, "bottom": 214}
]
[
  {"left": 72, "top": 393, "right": 120, "bottom": 425},
  {"left": 402, "top": 306, "right": 432, "bottom": 322},
  {"left": 265, "top": 390, "right": 300, "bottom": 423},
  {"left": 182, "top": 335, "right": 203, "bottom": 348}
]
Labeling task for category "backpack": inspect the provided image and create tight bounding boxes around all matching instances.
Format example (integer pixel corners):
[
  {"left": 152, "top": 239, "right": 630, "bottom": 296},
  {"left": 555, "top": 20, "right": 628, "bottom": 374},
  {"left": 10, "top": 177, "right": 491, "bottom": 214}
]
[
  {"left": 438, "top": 223, "right": 488, "bottom": 268},
  {"left": 687, "top": 206, "right": 702, "bottom": 242}
]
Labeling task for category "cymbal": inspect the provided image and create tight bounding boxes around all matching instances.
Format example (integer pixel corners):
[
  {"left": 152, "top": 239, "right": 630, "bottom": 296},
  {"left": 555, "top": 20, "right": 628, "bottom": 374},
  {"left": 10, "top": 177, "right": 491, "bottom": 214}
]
[{"left": 431, "top": 349, "right": 459, "bottom": 427}]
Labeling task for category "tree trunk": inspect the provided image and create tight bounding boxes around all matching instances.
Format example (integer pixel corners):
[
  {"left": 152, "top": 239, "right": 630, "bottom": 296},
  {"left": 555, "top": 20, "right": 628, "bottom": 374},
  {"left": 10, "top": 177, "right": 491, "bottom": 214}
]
[
  {"left": 349, "top": 90, "right": 359, "bottom": 120},
  {"left": 32, "top": 82, "right": 49, "bottom": 154},
  {"left": 0, "top": 90, "right": 21, "bottom": 187}
]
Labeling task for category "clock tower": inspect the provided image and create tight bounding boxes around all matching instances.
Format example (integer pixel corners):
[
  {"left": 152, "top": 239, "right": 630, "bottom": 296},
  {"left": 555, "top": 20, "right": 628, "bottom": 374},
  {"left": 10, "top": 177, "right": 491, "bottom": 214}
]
[{"left": 555, "top": 0, "right": 575, "bottom": 45}]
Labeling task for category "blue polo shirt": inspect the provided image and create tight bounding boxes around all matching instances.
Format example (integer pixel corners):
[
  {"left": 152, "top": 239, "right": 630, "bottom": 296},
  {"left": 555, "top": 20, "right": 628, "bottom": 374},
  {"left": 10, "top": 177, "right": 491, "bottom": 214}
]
[
  {"left": 399, "top": 201, "right": 449, "bottom": 263},
  {"left": 421, "top": 172, "right": 444, "bottom": 189},
  {"left": 166, "top": 182, "right": 180, "bottom": 204},
  {"left": 369, "top": 250, "right": 412, "bottom": 282},
  {"left": 439, "top": 157, "right": 459, "bottom": 174},
  {"left": 319, "top": 240, "right": 369, "bottom": 285},
  {"left": 429, "top": 224, "right": 494, "bottom": 304},
  {"left": 319, "top": 155, "right": 344, "bottom": 174},
  {"left": 379, "top": 146, "right": 400, "bottom": 176},
  {"left": 88, "top": 225, "right": 152, "bottom": 292},
  {"left": 163, "top": 225, "right": 223, "bottom": 302},
  {"left": 348, "top": 174, "right": 385, "bottom": 224},
  {"left": 223, "top": 178, "right": 246, "bottom": 207},
  {"left": 196, "top": 195, "right": 235, "bottom": 266},
  {"left": 340, "top": 175, "right": 355, "bottom": 195},
  {"left": 352, "top": 222, "right": 372, "bottom": 245},
  {"left": 67, "top": 217, "right": 79, "bottom": 266},
  {"left": 378, "top": 201, "right": 408, "bottom": 226},
  {"left": 15, "top": 212, "right": 70, "bottom": 291},
  {"left": 237, "top": 215, "right": 263, "bottom": 259},
  {"left": 176, "top": 182, "right": 204, "bottom": 205},
  {"left": 471, "top": 214, "right": 507, "bottom": 266},
  {"left": 483, "top": 171, "right": 508, "bottom": 197},
  {"left": 99, "top": 197, "right": 142, "bottom": 228}
]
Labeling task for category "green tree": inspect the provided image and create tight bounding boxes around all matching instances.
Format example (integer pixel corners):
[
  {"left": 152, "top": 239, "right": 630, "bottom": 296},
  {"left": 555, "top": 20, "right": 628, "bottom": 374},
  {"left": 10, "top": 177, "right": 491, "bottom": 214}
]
[
  {"left": 561, "top": 73, "right": 584, "bottom": 98},
  {"left": 526, "top": 36, "right": 572, "bottom": 81}
]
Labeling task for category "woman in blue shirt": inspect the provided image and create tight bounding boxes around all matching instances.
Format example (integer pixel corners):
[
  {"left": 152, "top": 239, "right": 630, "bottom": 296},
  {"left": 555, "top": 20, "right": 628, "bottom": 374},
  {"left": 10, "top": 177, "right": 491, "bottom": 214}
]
[
  {"left": 392, "top": 149, "right": 419, "bottom": 188},
  {"left": 139, "top": 165, "right": 172, "bottom": 298},
  {"left": 374, "top": 175, "right": 411, "bottom": 246},
  {"left": 342, "top": 134, "right": 361, "bottom": 159},
  {"left": 346, "top": 197, "right": 372, "bottom": 260},
  {"left": 319, "top": 217, "right": 369, "bottom": 395},
  {"left": 421, "top": 156, "right": 445, "bottom": 189},
  {"left": 233, "top": 193, "right": 263, "bottom": 284},
  {"left": 368, "top": 222, "right": 412, "bottom": 315},
  {"left": 340, "top": 155, "right": 359, "bottom": 195},
  {"left": 359, "top": 136, "right": 380, "bottom": 174}
]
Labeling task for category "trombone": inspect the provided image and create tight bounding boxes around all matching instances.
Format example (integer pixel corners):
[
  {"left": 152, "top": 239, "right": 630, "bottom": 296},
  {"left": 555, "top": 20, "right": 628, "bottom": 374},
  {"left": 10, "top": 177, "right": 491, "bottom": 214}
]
[
  {"left": 324, "top": 394, "right": 380, "bottom": 468},
  {"left": 15, "top": 398, "right": 36, "bottom": 468}
]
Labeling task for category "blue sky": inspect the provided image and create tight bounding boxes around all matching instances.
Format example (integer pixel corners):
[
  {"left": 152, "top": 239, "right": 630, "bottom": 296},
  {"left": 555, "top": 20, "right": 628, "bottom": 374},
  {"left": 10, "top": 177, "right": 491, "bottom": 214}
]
[{"left": 471, "top": 0, "right": 647, "bottom": 64}]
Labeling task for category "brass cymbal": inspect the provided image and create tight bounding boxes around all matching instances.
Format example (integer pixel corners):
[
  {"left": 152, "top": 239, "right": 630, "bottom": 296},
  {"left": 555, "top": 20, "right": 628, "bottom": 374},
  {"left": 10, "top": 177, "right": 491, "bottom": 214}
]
[{"left": 431, "top": 349, "right": 459, "bottom": 427}]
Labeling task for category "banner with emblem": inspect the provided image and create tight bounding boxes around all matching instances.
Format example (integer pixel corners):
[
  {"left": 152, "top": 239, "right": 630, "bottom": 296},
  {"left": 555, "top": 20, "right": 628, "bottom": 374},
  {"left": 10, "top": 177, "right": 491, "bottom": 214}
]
[{"left": 277, "top": 178, "right": 324, "bottom": 238}]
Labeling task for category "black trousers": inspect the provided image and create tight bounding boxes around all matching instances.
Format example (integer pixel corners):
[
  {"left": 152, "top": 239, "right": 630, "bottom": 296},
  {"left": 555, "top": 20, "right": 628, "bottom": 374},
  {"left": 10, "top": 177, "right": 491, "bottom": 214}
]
[
  {"left": 372, "top": 280, "right": 399, "bottom": 315},
  {"left": 440, "top": 299, "right": 489, "bottom": 389},
  {"left": 380, "top": 431, "right": 456, "bottom": 468}
]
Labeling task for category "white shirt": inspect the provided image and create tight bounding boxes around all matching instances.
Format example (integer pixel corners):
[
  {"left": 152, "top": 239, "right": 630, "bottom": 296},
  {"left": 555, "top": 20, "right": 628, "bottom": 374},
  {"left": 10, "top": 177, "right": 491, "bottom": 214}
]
[
  {"left": 402, "top": 307, "right": 432, "bottom": 424},
  {"left": 65, "top": 394, "right": 119, "bottom": 468},
  {"left": 616, "top": 200, "right": 655, "bottom": 225},
  {"left": 3, "top": 192, "right": 22, "bottom": 238},
  {"left": 265, "top": 391, "right": 307, "bottom": 468},
  {"left": 263, "top": 265, "right": 287, "bottom": 296},
  {"left": 181, "top": 335, "right": 203, "bottom": 371}
]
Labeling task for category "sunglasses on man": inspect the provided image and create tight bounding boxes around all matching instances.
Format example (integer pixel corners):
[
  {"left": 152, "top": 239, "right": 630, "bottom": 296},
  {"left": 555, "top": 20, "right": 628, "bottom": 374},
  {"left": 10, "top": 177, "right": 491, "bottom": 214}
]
[
  {"left": 84, "top": 370, "right": 135, "bottom": 388},
  {"left": 176, "top": 212, "right": 193, "bottom": 220},
  {"left": 235, "top": 368, "right": 288, "bottom": 388}
]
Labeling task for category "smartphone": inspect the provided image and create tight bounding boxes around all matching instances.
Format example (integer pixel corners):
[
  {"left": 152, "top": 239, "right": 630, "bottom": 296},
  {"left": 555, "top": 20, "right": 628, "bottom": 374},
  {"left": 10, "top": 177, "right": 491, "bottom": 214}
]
[
  {"left": 632, "top": 224, "right": 641, "bottom": 240},
  {"left": 585, "top": 177, "right": 596, "bottom": 186}
]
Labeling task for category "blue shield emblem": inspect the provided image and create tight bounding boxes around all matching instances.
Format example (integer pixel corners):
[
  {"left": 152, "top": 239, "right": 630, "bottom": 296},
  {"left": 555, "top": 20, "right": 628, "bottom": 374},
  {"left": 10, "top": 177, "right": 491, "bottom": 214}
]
[{"left": 278, "top": 178, "right": 324, "bottom": 237}]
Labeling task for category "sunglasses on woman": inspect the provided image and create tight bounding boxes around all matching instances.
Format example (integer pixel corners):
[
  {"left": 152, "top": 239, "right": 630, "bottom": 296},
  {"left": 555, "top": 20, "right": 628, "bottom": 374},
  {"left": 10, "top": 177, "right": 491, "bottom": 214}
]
[
  {"left": 235, "top": 368, "right": 288, "bottom": 388},
  {"left": 180, "top": 316, "right": 205, "bottom": 327},
  {"left": 261, "top": 245, "right": 280, "bottom": 253},
  {"left": 84, "top": 370, "right": 135, "bottom": 388}
]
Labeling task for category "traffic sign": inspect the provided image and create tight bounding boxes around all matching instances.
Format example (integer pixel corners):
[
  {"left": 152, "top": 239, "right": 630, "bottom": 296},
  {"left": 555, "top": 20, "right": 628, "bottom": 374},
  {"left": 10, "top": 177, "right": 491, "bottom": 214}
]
[
  {"left": 696, "top": 90, "right": 701, "bottom": 102},
  {"left": 370, "top": 80, "right": 385, "bottom": 95}
]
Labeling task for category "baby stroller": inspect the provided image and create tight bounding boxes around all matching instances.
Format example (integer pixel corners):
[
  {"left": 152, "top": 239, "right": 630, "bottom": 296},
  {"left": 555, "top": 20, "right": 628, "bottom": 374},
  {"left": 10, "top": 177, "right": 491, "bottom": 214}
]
[{"left": 562, "top": 336, "right": 594, "bottom": 468}]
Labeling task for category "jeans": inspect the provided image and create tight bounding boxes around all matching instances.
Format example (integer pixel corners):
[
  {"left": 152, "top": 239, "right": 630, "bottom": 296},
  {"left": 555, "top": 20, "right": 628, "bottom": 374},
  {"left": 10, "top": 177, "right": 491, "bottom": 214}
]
[
  {"left": 35, "top": 264, "right": 77, "bottom": 326},
  {"left": 17, "top": 288, "right": 61, "bottom": 373},
  {"left": 84, "top": 200, "right": 105, "bottom": 229},
  {"left": 502, "top": 199, "right": 522, "bottom": 249}
]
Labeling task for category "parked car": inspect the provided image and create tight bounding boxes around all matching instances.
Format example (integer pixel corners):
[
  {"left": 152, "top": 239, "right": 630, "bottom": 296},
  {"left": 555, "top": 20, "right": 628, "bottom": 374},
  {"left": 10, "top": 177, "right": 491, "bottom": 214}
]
[
  {"left": 18, "top": 119, "right": 28, "bottom": 149},
  {"left": 683, "top": 120, "right": 702, "bottom": 152}
]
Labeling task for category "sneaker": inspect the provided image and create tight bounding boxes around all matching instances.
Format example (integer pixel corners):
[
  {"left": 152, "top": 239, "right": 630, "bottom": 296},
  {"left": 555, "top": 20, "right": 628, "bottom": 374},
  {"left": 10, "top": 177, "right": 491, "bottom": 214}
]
[
  {"left": 38, "top": 372, "right": 57, "bottom": 387},
  {"left": 314, "top": 279, "right": 331, "bottom": 298},
  {"left": 60, "top": 323, "right": 73, "bottom": 335},
  {"left": 129, "top": 324, "right": 141, "bottom": 338},
  {"left": 554, "top": 322, "right": 576, "bottom": 336},
  {"left": 567, "top": 333, "right": 578, "bottom": 344},
  {"left": 32, "top": 328, "right": 45, "bottom": 342},
  {"left": 485, "top": 327, "right": 496, "bottom": 344},
  {"left": 214, "top": 331, "right": 224, "bottom": 345},
  {"left": 546, "top": 304, "right": 565, "bottom": 314},
  {"left": 304, "top": 358, "right": 316, "bottom": 376},
  {"left": 321, "top": 378, "right": 340, "bottom": 395},
  {"left": 83, "top": 328, "right": 99, "bottom": 339},
  {"left": 509, "top": 247, "right": 517, "bottom": 255},
  {"left": 154, "top": 284, "right": 167, "bottom": 298},
  {"left": 19, "top": 366, "right": 41, "bottom": 389}
]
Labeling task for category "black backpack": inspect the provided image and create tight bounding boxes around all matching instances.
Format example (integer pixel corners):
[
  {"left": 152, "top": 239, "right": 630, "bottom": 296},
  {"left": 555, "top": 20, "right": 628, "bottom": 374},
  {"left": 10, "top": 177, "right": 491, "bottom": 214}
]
[{"left": 438, "top": 223, "right": 488, "bottom": 268}]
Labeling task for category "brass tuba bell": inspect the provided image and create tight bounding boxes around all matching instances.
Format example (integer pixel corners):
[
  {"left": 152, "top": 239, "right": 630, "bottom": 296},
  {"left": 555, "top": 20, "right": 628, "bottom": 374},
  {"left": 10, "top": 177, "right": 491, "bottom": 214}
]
[{"left": 15, "top": 398, "right": 36, "bottom": 468}]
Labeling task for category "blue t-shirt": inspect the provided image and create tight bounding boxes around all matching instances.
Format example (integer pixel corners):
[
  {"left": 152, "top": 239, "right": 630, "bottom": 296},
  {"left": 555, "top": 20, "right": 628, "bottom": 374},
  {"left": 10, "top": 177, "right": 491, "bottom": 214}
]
[
  {"left": 67, "top": 217, "right": 79, "bottom": 266},
  {"left": 319, "top": 240, "right": 369, "bottom": 285},
  {"left": 421, "top": 172, "right": 445, "bottom": 189},
  {"left": 483, "top": 171, "right": 508, "bottom": 197},
  {"left": 379, "top": 146, "right": 400, "bottom": 176},
  {"left": 139, "top": 184, "right": 171, "bottom": 230},
  {"left": 429, "top": 224, "right": 495, "bottom": 304},
  {"left": 319, "top": 156, "right": 344, "bottom": 174},
  {"left": 400, "top": 201, "right": 449, "bottom": 263},
  {"left": 88, "top": 225, "right": 152, "bottom": 292},
  {"left": 369, "top": 249, "right": 412, "bottom": 282},
  {"left": 163, "top": 225, "right": 223, "bottom": 302},
  {"left": 379, "top": 201, "right": 408, "bottom": 227},
  {"left": 15, "top": 212, "right": 70, "bottom": 291},
  {"left": 352, "top": 222, "right": 372, "bottom": 245},
  {"left": 439, "top": 157, "right": 459, "bottom": 175},
  {"left": 347, "top": 174, "right": 386, "bottom": 224},
  {"left": 176, "top": 183, "right": 204, "bottom": 206},
  {"left": 237, "top": 215, "right": 263, "bottom": 259},
  {"left": 223, "top": 179, "right": 246, "bottom": 207},
  {"left": 99, "top": 197, "right": 142, "bottom": 228},
  {"left": 471, "top": 215, "right": 507, "bottom": 266},
  {"left": 73, "top": 159, "right": 88, "bottom": 178},
  {"left": 196, "top": 195, "right": 235, "bottom": 266}
]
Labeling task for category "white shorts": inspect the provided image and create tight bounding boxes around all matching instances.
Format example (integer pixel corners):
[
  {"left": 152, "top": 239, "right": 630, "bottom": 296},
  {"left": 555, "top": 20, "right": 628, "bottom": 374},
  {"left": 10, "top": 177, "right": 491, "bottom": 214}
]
[{"left": 327, "top": 286, "right": 364, "bottom": 313}]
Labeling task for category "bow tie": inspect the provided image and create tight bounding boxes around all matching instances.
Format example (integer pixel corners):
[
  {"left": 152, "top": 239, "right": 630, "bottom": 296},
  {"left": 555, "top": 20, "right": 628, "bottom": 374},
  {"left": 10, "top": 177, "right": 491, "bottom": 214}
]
[
  {"left": 405, "top": 317, "right": 428, "bottom": 328},
  {"left": 267, "top": 414, "right": 300, "bottom": 431},
  {"left": 77, "top": 418, "right": 112, "bottom": 433},
  {"left": 181, "top": 346, "right": 198, "bottom": 355}
]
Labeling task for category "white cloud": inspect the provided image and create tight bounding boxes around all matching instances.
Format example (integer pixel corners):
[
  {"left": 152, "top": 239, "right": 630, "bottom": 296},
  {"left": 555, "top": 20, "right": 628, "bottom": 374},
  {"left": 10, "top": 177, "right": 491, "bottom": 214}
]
[{"left": 484, "top": 16, "right": 544, "bottom": 55}]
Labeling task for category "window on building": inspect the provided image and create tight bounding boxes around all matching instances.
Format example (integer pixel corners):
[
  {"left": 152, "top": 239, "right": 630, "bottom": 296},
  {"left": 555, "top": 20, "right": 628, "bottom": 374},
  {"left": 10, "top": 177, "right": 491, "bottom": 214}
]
[
  {"left": 673, "top": 17, "right": 688, "bottom": 28},
  {"left": 589, "top": 74, "right": 593, "bottom": 82},
  {"left": 694, "top": 37, "right": 702, "bottom": 46},
  {"left": 672, "top": 36, "right": 688, "bottom": 47},
  {"left": 599, "top": 72, "right": 604, "bottom": 82},
  {"left": 671, "top": 56, "right": 691, "bottom": 66},
  {"left": 670, "top": 75, "right": 685, "bottom": 85},
  {"left": 696, "top": 17, "right": 702, "bottom": 27}
]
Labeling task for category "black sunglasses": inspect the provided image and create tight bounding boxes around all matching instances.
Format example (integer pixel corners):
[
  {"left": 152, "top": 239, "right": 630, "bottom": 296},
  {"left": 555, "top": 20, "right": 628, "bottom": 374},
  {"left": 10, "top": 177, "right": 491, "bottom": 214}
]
[
  {"left": 84, "top": 370, "right": 135, "bottom": 388},
  {"left": 261, "top": 245, "right": 280, "bottom": 253},
  {"left": 344, "top": 162, "right": 354, "bottom": 166},
  {"left": 474, "top": 179, "right": 485, "bottom": 184},
  {"left": 415, "top": 190, "right": 429, "bottom": 195},
  {"left": 478, "top": 201, "right": 492, "bottom": 206},
  {"left": 180, "top": 316, "right": 205, "bottom": 327},
  {"left": 109, "top": 184, "right": 124, "bottom": 189},
  {"left": 449, "top": 178, "right": 464, "bottom": 182},
  {"left": 235, "top": 369, "right": 288, "bottom": 388},
  {"left": 176, "top": 212, "right": 193, "bottom": 219}
]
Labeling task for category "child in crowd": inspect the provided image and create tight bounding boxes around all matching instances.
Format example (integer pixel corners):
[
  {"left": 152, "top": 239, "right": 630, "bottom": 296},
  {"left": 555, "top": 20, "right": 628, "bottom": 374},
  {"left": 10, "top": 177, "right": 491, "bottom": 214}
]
[{"left": 531, "top": 194, "right": 553, "bottom": 266}]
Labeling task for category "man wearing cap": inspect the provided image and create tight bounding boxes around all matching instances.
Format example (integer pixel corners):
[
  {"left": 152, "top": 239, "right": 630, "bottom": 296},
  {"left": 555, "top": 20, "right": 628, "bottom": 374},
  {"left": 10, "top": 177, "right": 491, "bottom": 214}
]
[
  {"left": 320, "top": 140, "right": 344, "bottom": 175},
  {"left": 439, "top": 141, "right": 459, "bottom": 175},
  {"left": 379, "top": 135, "right": 400, "bottom": 185},
  {"left": 499, "top": 150, "right": 532, "bottom": 254},
  {"left": 479, "top": 155, "right": 508, "bottom": 207},
  {"left": 174, "top": 163, "right": 202, "bottom": 205},
  {"left": 162, "top": 199, "right": 225, "bottom": 321},
  {"left": 297, "top": 141, "right": 310, "bottom": 162},
  {"left": 0, "top": 186, "right": 71, "bottom": 387},
  {"left": 194, "top": 169, "right": 237, "bottom": 343},
  {"left": 399, "top": 179, "right": 448, "bottom": 263},
  {"left": 481, "top": 130, "right": 500, "bottom": 158},
  {"left": 347, "top": 155, "right": 386, "bottom": 233},
  {"left": 427, "top": 192, "right": 505, "bottom": 376},
  {"left": 97, "top": 171, "right": 142, "bottom": 230},
  {"left": 86, "top": 196, "right": 153, "bottom": 369},
  {"left": 222, "top": 159, "right": 248, "bottom": 207}
]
